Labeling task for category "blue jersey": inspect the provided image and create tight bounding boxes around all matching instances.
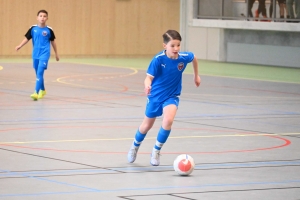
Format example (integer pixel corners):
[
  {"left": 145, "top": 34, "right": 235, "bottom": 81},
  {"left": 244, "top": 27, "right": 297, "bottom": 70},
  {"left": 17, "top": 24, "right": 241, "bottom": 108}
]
[
  {"left": 25, "top": 25, "right": 56, "bottom": 60},
  {"left": 147, "top": 50, "right": 194, "bottom": 102}
]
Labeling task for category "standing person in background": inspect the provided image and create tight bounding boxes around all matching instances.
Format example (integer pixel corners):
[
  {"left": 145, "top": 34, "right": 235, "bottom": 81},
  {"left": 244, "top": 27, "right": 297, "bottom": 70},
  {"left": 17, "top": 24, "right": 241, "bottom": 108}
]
[
  {"left": 15, "top": 10, "right": 59, "bottom": 100},
  {"left": 270, "top": 0, "right": 290, "bottom": 21},
  {"left": 255, "top": 0, "right": 268, "bottom": 20},
  {"left": 127, "top": 30, "right": 201, "bottom": 166},
  {"left": 286, "top": 0, "right": 300, "bottom": 21},
  {"left": 248, "top": 0, "right": 256, "bottom": 18}
]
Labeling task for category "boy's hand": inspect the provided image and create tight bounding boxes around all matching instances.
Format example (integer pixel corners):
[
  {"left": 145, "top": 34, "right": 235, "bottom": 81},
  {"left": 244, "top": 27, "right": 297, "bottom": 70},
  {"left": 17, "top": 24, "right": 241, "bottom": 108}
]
[
  {"left": 194, "top": 75, "right": 201, "bottom": 87},
  {"left": 15, "top": 46, "right": 21, "bottom": 51},
  {"left": 55, "top": 55, "right": 59, "bottom": 61},
  {"left": 144, "top": 85, "right": 151, "bottom": 95}
]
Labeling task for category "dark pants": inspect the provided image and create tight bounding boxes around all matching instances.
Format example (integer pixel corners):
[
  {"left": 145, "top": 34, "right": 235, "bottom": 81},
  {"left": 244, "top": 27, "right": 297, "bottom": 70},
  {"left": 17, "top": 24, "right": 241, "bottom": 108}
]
[
  {"left": 257, "top": 0, "right": 267, "bottom": 16},
  {"left": 248, "top": 0, "right": 256, "bottom": 17},
  {"left": 248, "top": 0, "right": 266, "bottom": 17}
]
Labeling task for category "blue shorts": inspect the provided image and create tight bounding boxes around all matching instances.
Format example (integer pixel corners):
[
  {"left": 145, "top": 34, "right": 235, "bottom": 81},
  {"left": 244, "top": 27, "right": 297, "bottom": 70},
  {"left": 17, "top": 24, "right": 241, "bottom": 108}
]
[
  {"left": 145, "top": 97, "right": 180, "bottom": 118},
  {"left": 33, "top": 59, "right": 49, "bottom": 70}
]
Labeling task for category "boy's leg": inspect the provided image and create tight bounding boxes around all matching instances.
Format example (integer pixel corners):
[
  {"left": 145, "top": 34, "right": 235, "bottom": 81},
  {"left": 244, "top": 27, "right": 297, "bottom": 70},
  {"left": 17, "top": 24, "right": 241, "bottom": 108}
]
[
  {"left": 32, "top": 59, "right": 39, "bottom": 92},
  {"left": 150, "top": 126, "right": 171, "bottom": 166},
  {"left": 127, "top": 116, "right": 156, "bottom": 163},
  {"left": 36, "top": 60, "right": 48, "bottom": 99},
  {"left": 33, "top": 59, "right": 39, "bottom": 76},
  {"left": 30, "top": 59, "right": 39, "bottom": 100},
  {"left": 40, "top": 60, "right": 48, "bottom": 91},
  {"left": 35, "top": 61, "right": 47, "bottom": 93},
  {"left": 151, "top": 100, "right": 178, "bottom": 166}
]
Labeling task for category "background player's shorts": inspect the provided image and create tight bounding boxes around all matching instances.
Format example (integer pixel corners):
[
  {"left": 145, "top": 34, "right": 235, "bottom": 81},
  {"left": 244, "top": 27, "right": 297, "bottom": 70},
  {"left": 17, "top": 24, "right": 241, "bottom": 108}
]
[
  {"left": 145, "top": 96, "right": 180, "bottom": 118},
  {"left": 33, "top": 59, "right": 49, "bottom": 70}
]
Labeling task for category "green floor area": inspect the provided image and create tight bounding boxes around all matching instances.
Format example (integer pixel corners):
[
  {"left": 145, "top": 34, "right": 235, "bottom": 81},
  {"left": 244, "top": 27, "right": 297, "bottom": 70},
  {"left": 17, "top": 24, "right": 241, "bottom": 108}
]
[{"left": 1, "top": 58, "right": 300, "bottom": 84}]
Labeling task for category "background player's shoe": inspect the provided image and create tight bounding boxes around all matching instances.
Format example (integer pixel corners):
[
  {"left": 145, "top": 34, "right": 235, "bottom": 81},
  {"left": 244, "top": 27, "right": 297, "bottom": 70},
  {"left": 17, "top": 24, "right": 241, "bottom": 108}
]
[
  {"left": 38, "top": 90, "right": 46, "bottom": 99},
  {"left": 150, "top": 149, "right": 161, "bottom": 166},
  {"left": 30, "top": 92, "right": 38, "bottom": 101},
  {"left": 127, "top": 145, "right": 139, "bottom": 163}
]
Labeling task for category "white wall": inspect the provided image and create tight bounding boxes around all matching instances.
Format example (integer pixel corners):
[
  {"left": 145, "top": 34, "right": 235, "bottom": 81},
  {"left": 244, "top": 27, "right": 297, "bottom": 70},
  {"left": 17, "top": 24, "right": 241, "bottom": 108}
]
[
  {"left": 188, "top": 27, "right": 224, "bottom": 61},
  {"left": 180, "top": 0, "right": 300, "bottom": 68}
]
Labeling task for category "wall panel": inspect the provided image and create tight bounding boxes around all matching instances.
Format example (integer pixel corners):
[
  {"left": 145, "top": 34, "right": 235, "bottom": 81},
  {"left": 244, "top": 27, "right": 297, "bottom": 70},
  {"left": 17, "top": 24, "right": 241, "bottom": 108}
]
[{"left": 0, "top": 0, "right": 180, "bottom": 57}]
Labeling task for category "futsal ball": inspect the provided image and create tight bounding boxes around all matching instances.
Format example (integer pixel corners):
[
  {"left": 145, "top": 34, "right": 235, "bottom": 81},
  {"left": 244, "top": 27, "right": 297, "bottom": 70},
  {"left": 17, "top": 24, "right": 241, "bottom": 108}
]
[{"left": 173, "top": 154, "right": 195, "bottom": 176}]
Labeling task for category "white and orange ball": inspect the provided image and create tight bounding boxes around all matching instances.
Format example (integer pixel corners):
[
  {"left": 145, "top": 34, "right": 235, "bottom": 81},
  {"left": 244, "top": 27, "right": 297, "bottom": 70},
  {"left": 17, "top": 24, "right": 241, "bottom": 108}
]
[{"left": 173, "top": 154, "right": 195, "bottom": 176}]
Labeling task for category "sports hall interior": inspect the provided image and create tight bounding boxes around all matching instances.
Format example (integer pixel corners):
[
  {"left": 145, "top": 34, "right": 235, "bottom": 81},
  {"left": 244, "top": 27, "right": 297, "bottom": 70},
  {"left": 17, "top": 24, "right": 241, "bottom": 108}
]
[{"left": 0, "top": 0, "right": 300, "bottom": 199}]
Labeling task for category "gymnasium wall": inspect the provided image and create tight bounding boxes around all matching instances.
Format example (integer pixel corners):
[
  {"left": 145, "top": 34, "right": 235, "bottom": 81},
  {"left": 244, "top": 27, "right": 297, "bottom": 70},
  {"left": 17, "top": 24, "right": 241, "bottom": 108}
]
[
  {"left": 0, "top": 0, "right": 180, "bottom": 58},
  {"left": 181, "top": 0, "right": 300, "bottom": 68}
]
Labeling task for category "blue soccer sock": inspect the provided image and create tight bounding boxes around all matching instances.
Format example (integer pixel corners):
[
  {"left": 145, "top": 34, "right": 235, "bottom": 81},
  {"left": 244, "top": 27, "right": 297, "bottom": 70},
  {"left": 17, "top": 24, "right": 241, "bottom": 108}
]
[
  {"left": 154, "top": 127, "right": 171, "bottom": 150},
  {"left": 133, "top": 129, "right": 147, "bottom": 148},
  {"left": 41, "top": 81, "right": 45, "bottom": 91},
  {"left": 35, "top": 66, "right": 45, "bottom": 93}
]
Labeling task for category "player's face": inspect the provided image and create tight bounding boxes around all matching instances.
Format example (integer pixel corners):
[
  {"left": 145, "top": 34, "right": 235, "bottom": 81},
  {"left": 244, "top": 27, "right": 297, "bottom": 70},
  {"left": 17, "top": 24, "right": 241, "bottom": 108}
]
[
  {"left": 163, "top": 39, "right": 181, "bottom": 59},
  {"left": 37, "top": 13, "right": 48, "bottom": 25}
]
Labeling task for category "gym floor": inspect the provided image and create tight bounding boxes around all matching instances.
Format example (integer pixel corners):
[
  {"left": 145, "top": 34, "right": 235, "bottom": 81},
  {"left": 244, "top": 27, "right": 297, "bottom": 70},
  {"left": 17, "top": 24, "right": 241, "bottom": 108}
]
[{"left": 0, "top": 58, "right": 300, "bottom": 199}]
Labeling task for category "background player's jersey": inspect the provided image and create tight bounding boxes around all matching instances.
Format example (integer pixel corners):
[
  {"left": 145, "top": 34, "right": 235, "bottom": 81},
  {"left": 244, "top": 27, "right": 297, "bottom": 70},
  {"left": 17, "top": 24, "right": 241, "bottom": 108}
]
[
  {"left": 25, "top": 25, "right": 56, "bottom": 60},
  {"left": 146, "top": 50, "right": 194, "bottom": 102}
]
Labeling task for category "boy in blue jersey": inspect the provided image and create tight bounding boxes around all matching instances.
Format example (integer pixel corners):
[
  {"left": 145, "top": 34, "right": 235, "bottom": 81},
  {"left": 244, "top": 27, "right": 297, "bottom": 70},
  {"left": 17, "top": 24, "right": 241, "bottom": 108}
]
[
  {"left": 15, "top": 10, "right": 59, "bottom": 101},
  {"left": 127, "top": 30, "right": 201, "bottom": 166}
]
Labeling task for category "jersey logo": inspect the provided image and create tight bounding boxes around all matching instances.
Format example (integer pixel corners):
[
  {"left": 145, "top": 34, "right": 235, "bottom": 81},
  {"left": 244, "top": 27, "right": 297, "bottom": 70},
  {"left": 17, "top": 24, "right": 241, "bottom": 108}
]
[
  {"left": 177, "top": 62, "right": 184, "bottom": 71},
  {"left": 161, "top": 64, "right": 166, "bottom": 68},
  {"left": 42, "top": 31, "right": 48, "bottom": 36}
]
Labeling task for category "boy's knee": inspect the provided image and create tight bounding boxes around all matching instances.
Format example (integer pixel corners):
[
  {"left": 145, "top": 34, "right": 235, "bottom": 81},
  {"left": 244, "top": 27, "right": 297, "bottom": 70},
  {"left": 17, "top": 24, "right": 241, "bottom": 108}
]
[
  {"left": 162, "top": 118, "right": 174, "bottom": 129},
  {"left": 140, "top": 123, "right": 153, "bottom": 133}
]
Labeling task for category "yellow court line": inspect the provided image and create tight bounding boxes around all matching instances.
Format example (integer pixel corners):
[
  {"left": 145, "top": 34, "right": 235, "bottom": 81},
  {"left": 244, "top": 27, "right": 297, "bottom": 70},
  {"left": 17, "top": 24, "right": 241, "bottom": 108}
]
[
  {"left": 0, "top": 133, "right": 299, "bottom": 145},
  {"left": 57, "top": 70, "right": 138, "bottom": 83},
  {"left": 56, "top": 63, "right": 138, "bottom": 90},
  {"left": 183, "top": 93, "right": 300, "bottom": 100},
  {"left": 63, "top": 61, "right": 139, "bottom": 71}
]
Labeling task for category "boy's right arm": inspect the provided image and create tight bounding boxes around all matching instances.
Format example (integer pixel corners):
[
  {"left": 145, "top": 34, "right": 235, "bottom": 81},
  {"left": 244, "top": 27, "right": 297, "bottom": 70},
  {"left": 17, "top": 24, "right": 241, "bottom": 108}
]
[
  {"left": 15, "top": 38, "right": 29, "bottom": 51},
  {"left": 144, "top": 75, "right": 153, "bottom": 95}
]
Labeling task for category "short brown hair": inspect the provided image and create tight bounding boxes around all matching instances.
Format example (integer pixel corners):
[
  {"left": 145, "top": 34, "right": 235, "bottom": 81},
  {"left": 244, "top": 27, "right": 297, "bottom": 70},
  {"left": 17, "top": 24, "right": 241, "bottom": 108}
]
[
  {"left": 37, "top": 10, "right": 48, "bottom": 16},
  {"left": 162, "top": 30, "right": 182, "bottom": 44}
]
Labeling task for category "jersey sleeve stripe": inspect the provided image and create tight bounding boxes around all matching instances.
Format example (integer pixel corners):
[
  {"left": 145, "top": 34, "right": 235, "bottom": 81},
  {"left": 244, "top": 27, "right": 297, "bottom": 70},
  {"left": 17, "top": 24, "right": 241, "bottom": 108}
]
[{"left": 146, "top": 73, "right": 154, "bottom": 78}]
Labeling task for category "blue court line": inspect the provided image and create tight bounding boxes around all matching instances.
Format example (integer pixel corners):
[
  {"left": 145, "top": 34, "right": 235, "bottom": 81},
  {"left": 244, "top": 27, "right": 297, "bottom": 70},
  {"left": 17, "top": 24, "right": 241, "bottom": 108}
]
[
  {"left": 1, "top": 179, "right": 300, "bottom": 198},
  {"left": 193, "top": 100, "right": 300, "bottom": 116},
  {"left": 114, "top": 160, "right": 300, "bottom": 172},
  {"left": 0, "top": 112, "right": 299, "bottom": 123},
  {"left": 1, "top": 160, "right": 300, "bottom": 177},
  {"left": 0, "top": 168, "right": 103, "bottom": 193},
  {"left": 193, "top": 160, "right": 300, "bottom": 169},
  {"left": 0, "top": 168, "right": 116, "bottom": 177},
  {"left": 235, "top": 118, "right": 300, "bottom": 129}
]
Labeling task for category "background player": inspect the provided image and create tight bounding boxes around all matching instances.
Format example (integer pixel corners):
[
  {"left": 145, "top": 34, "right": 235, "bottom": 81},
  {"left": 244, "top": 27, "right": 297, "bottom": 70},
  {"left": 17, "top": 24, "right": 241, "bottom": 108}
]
[
  {"left": 127, "top": 30, "right": 201, "bottom": 166},
  {"left": 15, "top": 9, "right": 59, "bottom": 100}
]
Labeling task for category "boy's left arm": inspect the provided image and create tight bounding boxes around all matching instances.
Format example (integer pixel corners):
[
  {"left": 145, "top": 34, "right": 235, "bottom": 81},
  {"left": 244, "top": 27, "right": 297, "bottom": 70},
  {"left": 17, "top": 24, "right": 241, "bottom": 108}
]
[
  {"left": 192, "top": 56, "right": 201, "bottom": 87},
  {"left": 51, "top": 40, "right": 59, "bottom": 61}
]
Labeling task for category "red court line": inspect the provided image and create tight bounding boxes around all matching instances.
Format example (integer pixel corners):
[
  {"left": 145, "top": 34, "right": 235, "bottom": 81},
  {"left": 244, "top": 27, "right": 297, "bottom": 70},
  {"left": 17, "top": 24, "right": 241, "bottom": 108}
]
[{"left": 0, "top": 126, "right": 291, "bottom": 155}]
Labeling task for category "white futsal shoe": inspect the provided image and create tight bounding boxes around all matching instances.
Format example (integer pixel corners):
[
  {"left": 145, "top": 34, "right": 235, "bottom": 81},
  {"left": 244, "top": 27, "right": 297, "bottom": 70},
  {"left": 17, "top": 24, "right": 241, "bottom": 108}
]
[
  {"left": 150, "top": 149, "right": 161, "bottom": 166},
  {"left": 127, "top": 144, "right": 139, "bottom": 163}
]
